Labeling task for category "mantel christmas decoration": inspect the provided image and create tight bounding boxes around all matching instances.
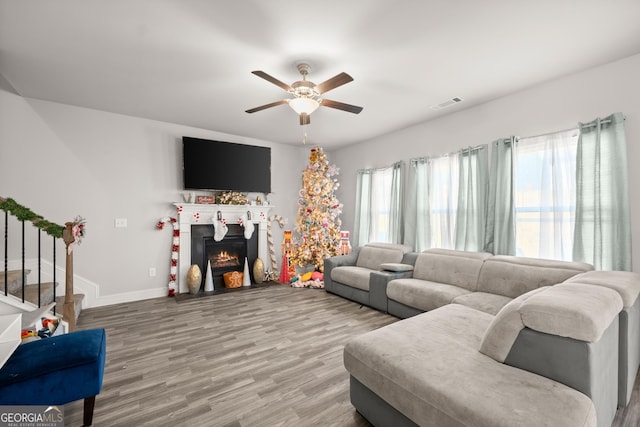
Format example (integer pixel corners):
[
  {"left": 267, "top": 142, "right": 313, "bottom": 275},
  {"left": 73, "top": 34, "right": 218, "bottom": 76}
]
[
  {"left": 289, "top": 146, "right": 342, "bottom": 276},
  {"left": 216, "top": 191, "right": 248, "bottom": 205}
]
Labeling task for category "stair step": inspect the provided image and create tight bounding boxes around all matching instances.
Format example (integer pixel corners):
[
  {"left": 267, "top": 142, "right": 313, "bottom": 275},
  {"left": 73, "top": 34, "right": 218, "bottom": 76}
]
[
  {"left": 0, "top": 270, "right": 31, "bottom": 295},
  {"left": 13, "top": 282, "right": 57, "bottom": 307},
  {"left": 55, "top": 293, "right": 85, "bottom": 323}
]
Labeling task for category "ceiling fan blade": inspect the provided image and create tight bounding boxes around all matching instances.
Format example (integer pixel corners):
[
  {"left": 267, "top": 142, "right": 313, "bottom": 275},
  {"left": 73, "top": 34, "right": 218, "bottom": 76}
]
[
  {"left": 321, "top": 99, "right": 363, "bottom": 114},
  {"left": 251, "top": 71, "right": 293, "bottom": 92},
  {"left": 245, "top": 100, "right": 288, "bottom": 114},
  {"left": 315, "top": 72, "right": 353, "bottom": 94}
]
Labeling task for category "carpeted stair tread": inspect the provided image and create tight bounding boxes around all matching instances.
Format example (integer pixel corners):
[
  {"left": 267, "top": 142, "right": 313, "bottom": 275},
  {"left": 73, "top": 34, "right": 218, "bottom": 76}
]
[
  {"left": 13, "top": 282, "right": 57, "bottom": 307},
  {"left": 0, "top": 270, "right": 31, "bottom": 295}
]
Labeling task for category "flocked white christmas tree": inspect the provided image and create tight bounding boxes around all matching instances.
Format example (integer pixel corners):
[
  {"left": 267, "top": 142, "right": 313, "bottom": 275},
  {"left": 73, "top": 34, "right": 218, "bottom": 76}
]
[{"left": 290, "top": 146, "right": 343, "bottom": 271}]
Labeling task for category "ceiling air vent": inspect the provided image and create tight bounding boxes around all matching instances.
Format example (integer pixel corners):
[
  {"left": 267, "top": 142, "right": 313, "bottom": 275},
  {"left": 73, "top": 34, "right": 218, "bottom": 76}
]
[{"left": 430, "top": 97, "right": 464, "bottom": 111}]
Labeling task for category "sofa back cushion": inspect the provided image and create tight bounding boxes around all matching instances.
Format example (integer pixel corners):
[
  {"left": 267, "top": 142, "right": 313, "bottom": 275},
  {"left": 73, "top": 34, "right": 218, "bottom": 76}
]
[
  {"left": 476, "top": 255, "right": 593, "bottom": 298},
  {"left": 412, "top": 249, "right": 492, "bottom": 292},
  {"left": 355, "top": 243, "right": 410, "bottom": 270}
]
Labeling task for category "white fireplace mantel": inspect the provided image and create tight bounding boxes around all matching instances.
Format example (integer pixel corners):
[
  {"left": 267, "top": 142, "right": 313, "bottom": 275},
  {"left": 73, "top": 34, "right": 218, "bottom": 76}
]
[{"left": 173, "top": 203, "right": 273, "bottom": 293}]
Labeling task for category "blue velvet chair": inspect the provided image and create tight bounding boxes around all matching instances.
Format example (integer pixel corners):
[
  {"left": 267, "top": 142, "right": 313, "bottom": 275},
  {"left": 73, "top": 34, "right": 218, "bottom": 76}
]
[{"left": 0, "top": 328, "right": 106, "bottom": 426}]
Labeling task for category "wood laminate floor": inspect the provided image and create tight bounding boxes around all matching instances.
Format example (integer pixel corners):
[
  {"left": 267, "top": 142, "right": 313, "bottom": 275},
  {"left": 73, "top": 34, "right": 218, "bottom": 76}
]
[{"left": 64, "top": 285, "right": 640, "bottom": 427}]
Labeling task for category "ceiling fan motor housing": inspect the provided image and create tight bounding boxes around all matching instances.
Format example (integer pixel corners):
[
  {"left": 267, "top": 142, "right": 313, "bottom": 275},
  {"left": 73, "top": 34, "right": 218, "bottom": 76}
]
[{"left": 291, "top": 80, "right": 318, "bottom": 98}]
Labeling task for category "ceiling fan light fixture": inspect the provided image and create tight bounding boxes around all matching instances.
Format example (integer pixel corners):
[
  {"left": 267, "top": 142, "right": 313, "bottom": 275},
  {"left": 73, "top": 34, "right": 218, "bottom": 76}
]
[{"left": 288, "top": 97, "right": 320, "bottom": 115}]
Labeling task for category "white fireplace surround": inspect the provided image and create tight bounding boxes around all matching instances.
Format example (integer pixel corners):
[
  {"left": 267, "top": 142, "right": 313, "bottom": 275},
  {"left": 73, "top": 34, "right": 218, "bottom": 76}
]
[{"left": 173, "top": 203, "right": 273, "bottom": 294}]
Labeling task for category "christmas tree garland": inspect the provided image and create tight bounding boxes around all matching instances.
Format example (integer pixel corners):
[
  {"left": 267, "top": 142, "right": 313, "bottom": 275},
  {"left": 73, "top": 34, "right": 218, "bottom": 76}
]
[{"left": 0, "top": 197, "right": 65, "bottom": 238}]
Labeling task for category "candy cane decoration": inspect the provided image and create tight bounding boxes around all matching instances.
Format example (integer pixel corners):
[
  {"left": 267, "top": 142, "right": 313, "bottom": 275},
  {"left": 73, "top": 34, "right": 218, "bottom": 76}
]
[
  {"left": 267, "top": 214, "right": 285, "bottom": 273},
  {"left": 156, "top": 216, "right": 179, "bottom": 297}
]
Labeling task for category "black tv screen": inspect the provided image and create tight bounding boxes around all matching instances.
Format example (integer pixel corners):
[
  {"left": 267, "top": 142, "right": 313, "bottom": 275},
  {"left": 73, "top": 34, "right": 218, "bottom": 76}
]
[{"left": 183, "top": 137, "right": 271, "bottom": 193}]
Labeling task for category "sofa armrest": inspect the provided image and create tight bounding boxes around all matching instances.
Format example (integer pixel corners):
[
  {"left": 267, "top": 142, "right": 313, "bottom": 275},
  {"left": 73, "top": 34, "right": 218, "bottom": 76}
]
[
  {"left": 324, "top": 247, "right": 361, "bottom": 292},
  {"left": 369, "top": 271, "right": 414, "bottom": 313}
]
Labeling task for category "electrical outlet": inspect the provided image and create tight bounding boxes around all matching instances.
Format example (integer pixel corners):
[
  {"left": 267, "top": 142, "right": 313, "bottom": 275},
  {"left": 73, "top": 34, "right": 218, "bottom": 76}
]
[
  {"left": 114, "top": 218, "right": 127, "bottom": 228},
  {"left": 149, "top": 267, "right": 156, "bottom": 277}
]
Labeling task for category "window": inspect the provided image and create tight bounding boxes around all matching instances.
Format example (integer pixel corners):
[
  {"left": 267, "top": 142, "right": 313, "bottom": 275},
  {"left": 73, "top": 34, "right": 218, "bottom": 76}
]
[
  {"left": 514, "top": 129, "right": 579, "bottom": 260},
  {"left": 406, "top": 146, "right": 487, "bottom": 252},
  {"left": 354, "top": 162, "right": 403, "bottom": 246}
]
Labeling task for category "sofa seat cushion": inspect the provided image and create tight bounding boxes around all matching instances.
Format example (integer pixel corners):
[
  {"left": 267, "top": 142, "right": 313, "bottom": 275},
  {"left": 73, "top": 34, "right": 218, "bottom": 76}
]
[
  {"left": 331, "top": 266, "right": 373, "bottom": 291},
  {"left": 452, "top": 292, "right": 513, "bottom": 315},
  {"left": 387, "top": 278, "right": 471, "bottom": 312},
  {"left": 344, "top": 304, "right": 596, "bottom": 427}
]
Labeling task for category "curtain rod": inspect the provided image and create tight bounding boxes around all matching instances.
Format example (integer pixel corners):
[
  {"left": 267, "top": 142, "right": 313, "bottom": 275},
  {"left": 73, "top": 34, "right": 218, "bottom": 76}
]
[
  {"left": 410, "top": 144, "right": 486, "bottom": 164},
  {"left": 357, "top": 160, "right": 403, "bottom": 174},
  {"left": 521, "top": 115, "right": 625, "bottom": 141}
]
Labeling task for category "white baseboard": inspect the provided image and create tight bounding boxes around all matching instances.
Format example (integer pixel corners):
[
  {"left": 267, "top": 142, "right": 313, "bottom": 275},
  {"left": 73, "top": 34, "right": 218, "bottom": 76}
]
[
  {"left": 90, "top": 287, "right": 169, "bottom": 307},
  {"left": 4, "top": 259, "right": 168, "bottom": 309}
]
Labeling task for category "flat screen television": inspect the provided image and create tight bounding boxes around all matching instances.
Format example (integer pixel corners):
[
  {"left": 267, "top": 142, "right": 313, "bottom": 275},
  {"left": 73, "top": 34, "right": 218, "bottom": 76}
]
[{"left": 183, "top": 137, "right": 271, "bottom": 193}]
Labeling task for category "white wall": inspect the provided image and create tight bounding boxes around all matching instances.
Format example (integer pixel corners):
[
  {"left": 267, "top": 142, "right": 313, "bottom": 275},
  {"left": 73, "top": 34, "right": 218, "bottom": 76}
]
[
  {"left": 330, "top": 53, "right": 640, "bottom": 272},
  {"left": 0, "top": 89, "right": 307, "bottom": 305}
]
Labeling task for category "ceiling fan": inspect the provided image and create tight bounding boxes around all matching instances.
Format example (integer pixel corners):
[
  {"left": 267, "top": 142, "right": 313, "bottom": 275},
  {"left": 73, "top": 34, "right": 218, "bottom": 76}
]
[{"left": 245, "top": 63, "right": 363, "bottom": 125}]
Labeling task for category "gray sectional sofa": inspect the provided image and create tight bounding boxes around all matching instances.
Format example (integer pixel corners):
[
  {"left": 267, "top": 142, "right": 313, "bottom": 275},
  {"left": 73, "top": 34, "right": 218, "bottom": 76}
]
[{"left": 324, "top": 245, "right": 640, "bottom": 427}]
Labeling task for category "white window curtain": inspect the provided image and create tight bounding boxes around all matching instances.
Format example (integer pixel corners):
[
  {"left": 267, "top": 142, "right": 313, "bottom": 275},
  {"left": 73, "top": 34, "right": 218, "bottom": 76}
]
[
  {"left": 406, "top": 146, "right": 487, "bottom": 252},
  {"left": 573, "top": 113, "right": 631, "bottom": 271},
  {"left": 514, "top": 129, "right": 578, "bottom": 260},
  {"left": 353, "top": 161, "right": 404, "bottom": 246}
]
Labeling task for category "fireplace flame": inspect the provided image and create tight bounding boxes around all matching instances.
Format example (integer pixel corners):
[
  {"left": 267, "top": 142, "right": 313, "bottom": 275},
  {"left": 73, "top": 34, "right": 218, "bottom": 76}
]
[{"left": 211, "top": 250, "right": 240, "bottom": 268}]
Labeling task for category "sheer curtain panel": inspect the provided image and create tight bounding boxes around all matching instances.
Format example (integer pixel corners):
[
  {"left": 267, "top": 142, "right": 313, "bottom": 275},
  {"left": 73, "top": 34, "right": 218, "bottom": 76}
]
[{"left": 353, "top": 162, "right": 404, "bottom": 246}]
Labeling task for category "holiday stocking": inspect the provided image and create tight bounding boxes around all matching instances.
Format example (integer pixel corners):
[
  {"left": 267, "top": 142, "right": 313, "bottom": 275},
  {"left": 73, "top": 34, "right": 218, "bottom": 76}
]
[
  {"left": 214, "top": 219, "right": 228, "bottom": 241},
  {"left": 242, "top": 213, "right": 255, "bottom": 239}
]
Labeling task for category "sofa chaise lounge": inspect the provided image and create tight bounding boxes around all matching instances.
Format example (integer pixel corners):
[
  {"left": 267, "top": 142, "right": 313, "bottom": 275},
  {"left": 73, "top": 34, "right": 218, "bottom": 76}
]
[{"left": 344, "top": 283, "right": 622, "bottom": 427}]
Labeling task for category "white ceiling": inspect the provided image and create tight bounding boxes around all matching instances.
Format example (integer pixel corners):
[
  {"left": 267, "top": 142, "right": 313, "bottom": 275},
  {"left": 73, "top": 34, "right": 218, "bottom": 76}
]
[{"left": 1, "top": 1, "right": 640, "bottom": 149}]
